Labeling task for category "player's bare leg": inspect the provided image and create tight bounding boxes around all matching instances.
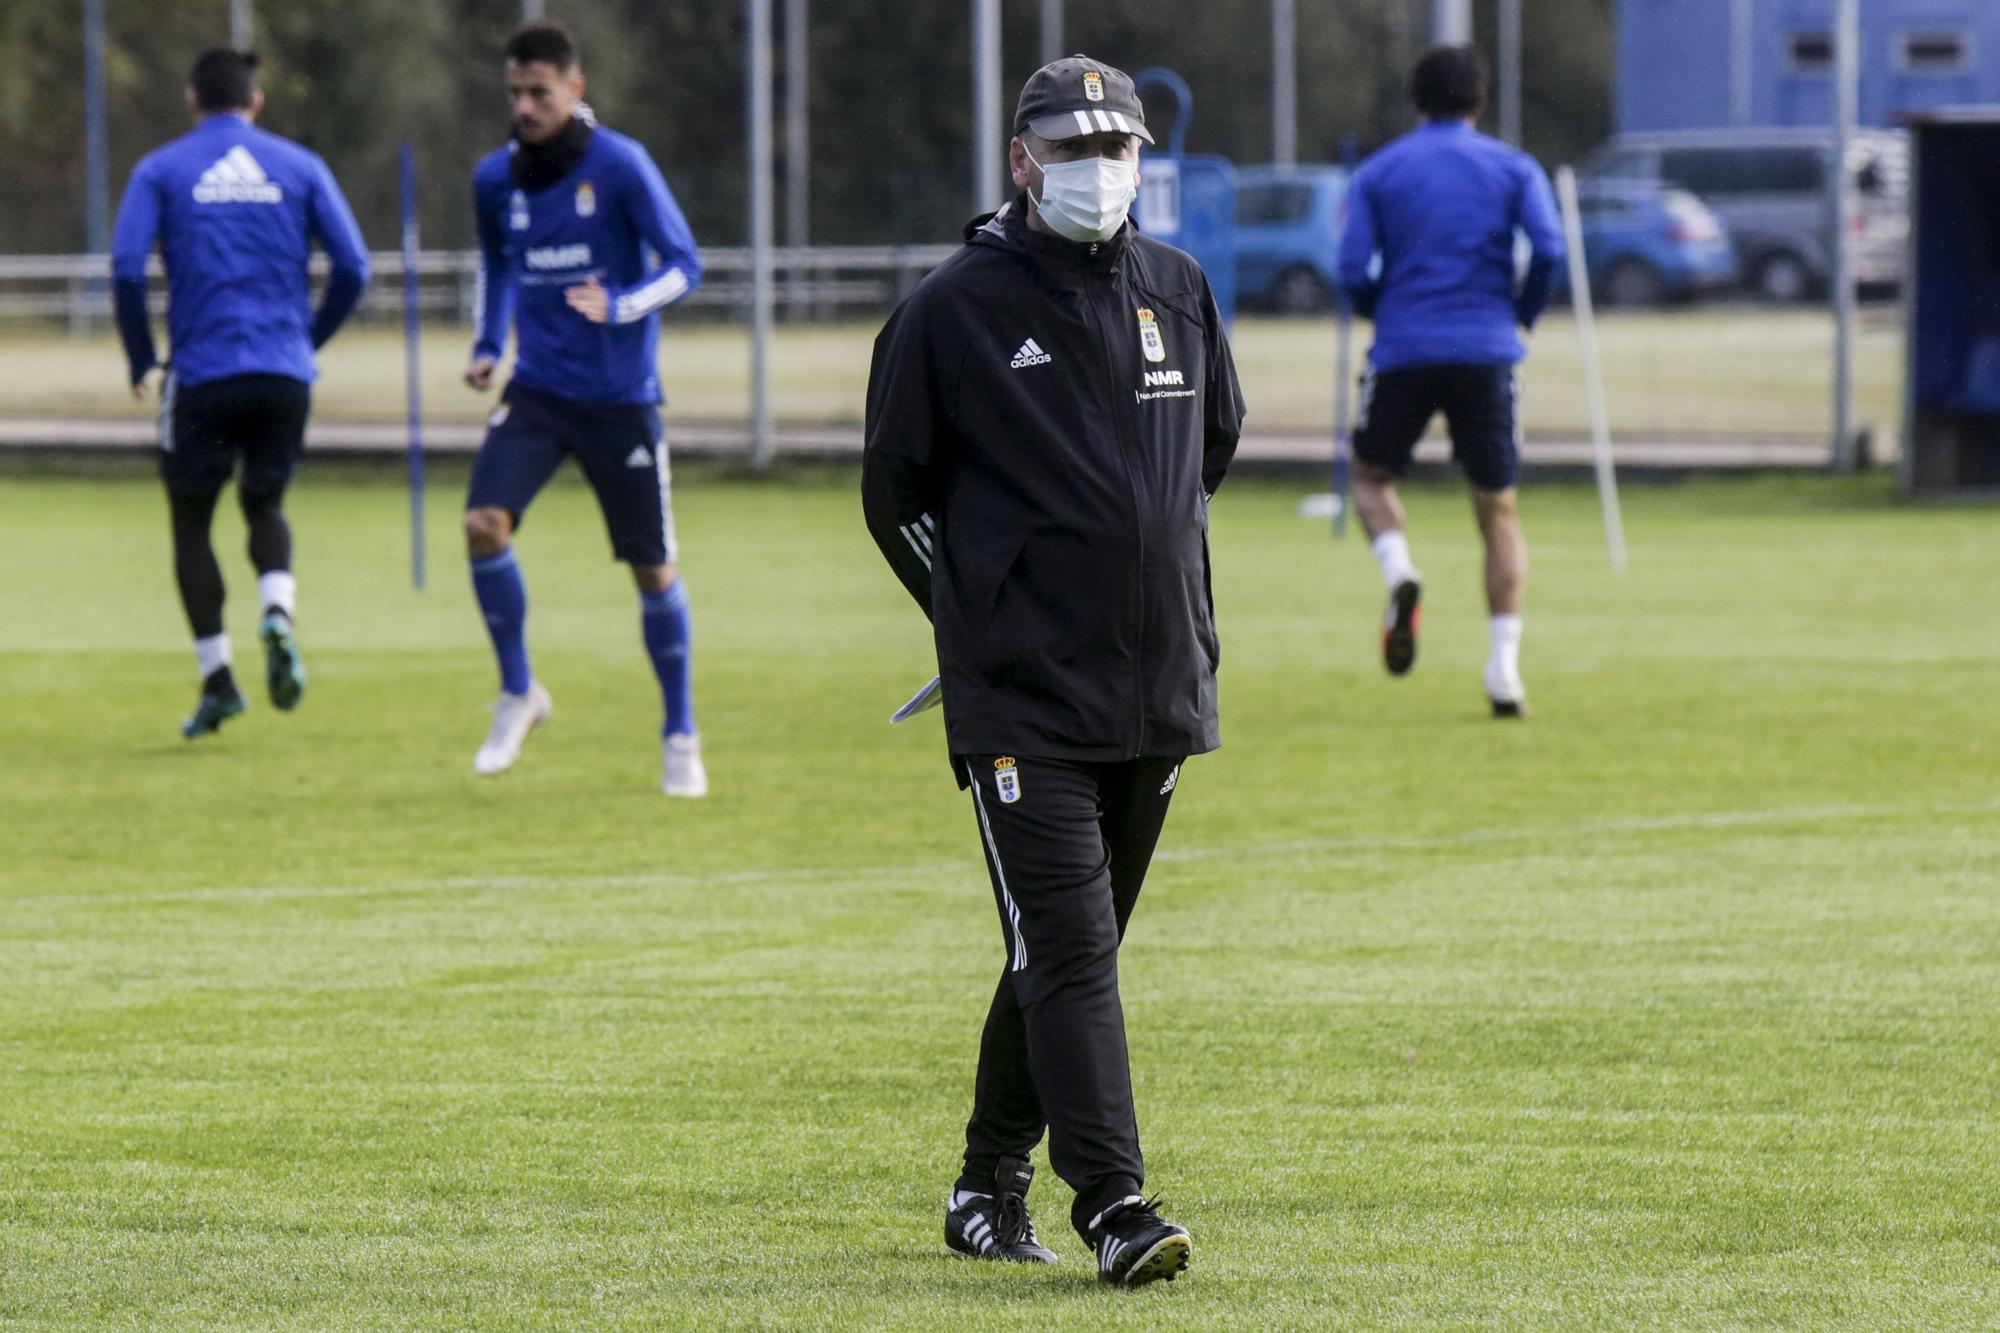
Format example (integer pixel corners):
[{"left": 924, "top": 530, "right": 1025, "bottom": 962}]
[
  {"left": 1354, "top": 460, "right": 1422, "bottom": 676},
  {"left": 467, "top": 506, "right": 551, "bottom": 774},
  {"left": 635, "top": 561, "right": 705, "bottom": 798},
  {"left": 1472, "top": 486, "right": 1528, "bottom": 716}
]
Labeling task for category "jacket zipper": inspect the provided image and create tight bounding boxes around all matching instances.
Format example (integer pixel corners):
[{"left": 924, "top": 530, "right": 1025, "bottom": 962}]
[{"left": 1086, "top": 268, "right": 1148, "bottom": 759}]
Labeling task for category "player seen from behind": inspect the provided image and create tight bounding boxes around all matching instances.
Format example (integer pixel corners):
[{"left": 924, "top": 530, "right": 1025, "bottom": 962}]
[
  {"left": 1337, "top": 44, "right": 1565, "bottom": 715},
  {"left": 111, "top": 48, "right": 369, "bottom": 739}
]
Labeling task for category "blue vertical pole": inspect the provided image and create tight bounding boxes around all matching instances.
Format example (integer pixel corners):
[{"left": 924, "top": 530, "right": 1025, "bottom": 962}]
[
  {"left": 1332, "top": 133, "right": 1359, "bottom": 539},
  {"left": 400, "top": 142, "right": 426, "bottom": 591}
]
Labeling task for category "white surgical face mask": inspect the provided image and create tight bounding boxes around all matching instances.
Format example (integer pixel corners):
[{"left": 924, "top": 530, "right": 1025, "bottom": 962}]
[{"left": 1025, "top": 146, "right": 1137, "bottom": 244}]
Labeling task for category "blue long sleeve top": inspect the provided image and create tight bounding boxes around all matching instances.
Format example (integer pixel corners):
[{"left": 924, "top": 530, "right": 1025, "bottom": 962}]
[
  {"left": 470, "top": 125, "right": 703, "bottom": 404},
  {"left": 1337, "top": 121, "right": 1565, "bottom": 371},
  {"left": 110, "top": 113, "right": 369, "bottom": 387}
]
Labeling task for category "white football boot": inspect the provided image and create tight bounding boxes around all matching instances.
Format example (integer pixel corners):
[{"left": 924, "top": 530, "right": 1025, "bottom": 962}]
[
  {"left": 474, "top": 682, "right": 552, "bottom": 775},
  {"left": 1483, "top": 659, "right": 1529, "bottom": 719},
  {"left": 661, "top": 732, "right": 708, "bottom": 798}
]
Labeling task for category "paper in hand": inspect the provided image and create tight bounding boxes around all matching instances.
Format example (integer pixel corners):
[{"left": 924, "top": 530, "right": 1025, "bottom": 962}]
[{"left": 890, "top": 675, "right": 942, "bottom": 723}]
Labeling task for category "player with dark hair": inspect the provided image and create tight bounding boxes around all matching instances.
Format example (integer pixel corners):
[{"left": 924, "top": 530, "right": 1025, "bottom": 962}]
[
  {"left": 111, "top": 47, "right": 370, "bottom": 738},
  {"left": 462, "top": 21, "right": 707, "bottom": 793},
  {"left": 1338, "top": 44, "right": 1565, "bottom": 715}
]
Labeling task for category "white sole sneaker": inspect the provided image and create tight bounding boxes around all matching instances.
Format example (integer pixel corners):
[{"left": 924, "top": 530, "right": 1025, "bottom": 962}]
[
  {"left": 661, "top": 733, "right": 708, "bottom": 798},
  {"left": 474, "top": 683, "right": 552, "bottom": 775}
]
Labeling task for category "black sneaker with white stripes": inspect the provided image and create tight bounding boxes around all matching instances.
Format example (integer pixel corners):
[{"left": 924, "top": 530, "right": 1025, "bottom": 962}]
[
  {"left": 1089, "top": 1195, "right": 1191, "bottom": 1286},
  {"left": 944, "top": 1155, "right": 1058, "bottom": 1264}
]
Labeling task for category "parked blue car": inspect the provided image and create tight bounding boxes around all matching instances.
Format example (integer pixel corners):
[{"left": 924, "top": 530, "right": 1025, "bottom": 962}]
[
  {"left": 1235, "top": 165, "right": 1739, "bottom": 311},
  {"left": 1553, "top": 180, "right": 1739, "bottom": 306},
  {"left": 1234, "top": 165, "right": 1348, "bottom": 313}
]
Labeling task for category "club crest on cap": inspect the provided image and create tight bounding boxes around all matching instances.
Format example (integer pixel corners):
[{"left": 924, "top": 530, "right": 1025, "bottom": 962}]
[
  {"left": 994, "top": 756, "right": 1022, "bottom": 804},
  {"left": 1083, "top": 70, "right": 1105, "bottom": 102},
  {"left": 1136, "top": 308, "right": 1167, "bottom": 364}
]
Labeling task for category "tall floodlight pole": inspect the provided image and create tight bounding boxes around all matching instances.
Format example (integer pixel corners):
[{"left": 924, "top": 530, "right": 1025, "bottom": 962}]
[
  {"left": 1730, "top": 0, "right": 1755, "bottom": 124},
  {"left": 1040, "top": 0, "right": 1064, "bottom": 64},
  {"left": 1272, "top": 0, "right": 1298, "bottom": 167},
  {"left": 1432, "top": 0, "right": 1471, "bottom": 45},
  {"left": 747, "top": 0, "right": 775, "bottom": 467},
  {"left": 230, "top": 0, "right": 252, "bottom": 48},
  {"left": 1830, "top": 0, "right": 1859, "bottom": 470},
  {"left": 972, "top": 0, "right": 1003, "bottom": 213},
  {"left": 784, "top": 0, "right": 809, "bottom": 320},
  {"left": 1498, "top": 0, "right": 1522, "bottom": 143},
  {"left": 84, "top": 0, "right": 108, "bottom": 258}
]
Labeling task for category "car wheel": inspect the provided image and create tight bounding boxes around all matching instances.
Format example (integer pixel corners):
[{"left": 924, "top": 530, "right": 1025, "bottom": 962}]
[
  {"left": 1273, "top": 265, "right": 1331, "bottom": 315},
  {"left": 1756, "top": 252, "right": 1813, "bottom": 303},
  {"left": 1601, "top": 259, "right": 1664, "bottom": 308}
]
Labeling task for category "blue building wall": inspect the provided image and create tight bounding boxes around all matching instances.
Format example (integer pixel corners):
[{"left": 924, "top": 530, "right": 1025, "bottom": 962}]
[{"left": 1618, "top": 0, "right": 2000, "bottom": 132}]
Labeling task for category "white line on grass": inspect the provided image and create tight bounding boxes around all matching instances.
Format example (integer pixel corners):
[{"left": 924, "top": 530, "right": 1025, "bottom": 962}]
[{"left": 8, "top": 794, "right": 1994, "bottom": 911}]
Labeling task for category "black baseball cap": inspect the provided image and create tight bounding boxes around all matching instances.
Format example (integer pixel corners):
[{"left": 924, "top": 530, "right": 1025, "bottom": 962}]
[{"left": 1014, "top": 55, "right": 1154, "bottom": 146}]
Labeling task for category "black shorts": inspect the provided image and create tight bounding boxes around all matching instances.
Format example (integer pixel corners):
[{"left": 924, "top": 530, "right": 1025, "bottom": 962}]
[
  {"left": 466, "top": 383, "right": 677, "bottom": 567},
  {"left": 1352, "top": 362, "right": 1521, "bottom": 492},
  {"left": 157, "top": 371, "right": 311, "bottom": 496}
]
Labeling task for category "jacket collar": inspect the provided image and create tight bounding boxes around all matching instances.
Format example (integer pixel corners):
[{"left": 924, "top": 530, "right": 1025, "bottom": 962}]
[{"left": 967, "top": 193, "right": 1131, "bottom": 277}]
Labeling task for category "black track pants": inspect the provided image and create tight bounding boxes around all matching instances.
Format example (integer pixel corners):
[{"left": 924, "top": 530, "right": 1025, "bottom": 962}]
[{"left": 953, "top": 752, "right": 1184, "bottom": 1238}]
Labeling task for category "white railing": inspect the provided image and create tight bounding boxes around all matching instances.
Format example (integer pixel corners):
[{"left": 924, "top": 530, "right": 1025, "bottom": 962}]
[{"left": 0, "top": 244, "right": 961, "bottom": 328}]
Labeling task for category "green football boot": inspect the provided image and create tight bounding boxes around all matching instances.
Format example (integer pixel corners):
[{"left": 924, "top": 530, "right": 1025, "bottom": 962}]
[
  {"left": 260, "top": 609, "right": 307, "bottom": 711},
  {"left": 182, "top": 686, "right": 247, "bottom": 739}
]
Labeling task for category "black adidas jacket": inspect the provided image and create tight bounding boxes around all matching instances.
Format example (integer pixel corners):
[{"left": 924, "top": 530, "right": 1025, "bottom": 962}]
[{"left": 862, "top": 195, "right": 1246, "bottom": 768}]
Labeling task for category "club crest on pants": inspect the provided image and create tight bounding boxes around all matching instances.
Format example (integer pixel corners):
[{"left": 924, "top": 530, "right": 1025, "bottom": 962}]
[{"left": 994, "top": 756, "right": 1022, "bottom": 804}]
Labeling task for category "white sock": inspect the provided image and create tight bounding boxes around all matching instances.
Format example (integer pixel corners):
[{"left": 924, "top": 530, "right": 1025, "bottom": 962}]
[
  {"left": 1371, "top": 530, "right": 1419, "bottom": 590},
  {"left": 1488, "top": 614, "right": 1524, "bottom": 684},
  {"left": 950, "top": 1189, "right": 991, "bottom": 1210},
  {"left": 258, "top": 570, "right": 297, "bottom": 618},
  {"left": 194, "top": 633, "right": 232, "bottom": 679}
]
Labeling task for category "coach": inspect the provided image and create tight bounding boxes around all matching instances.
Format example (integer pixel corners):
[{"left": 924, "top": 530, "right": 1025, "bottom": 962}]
[{"left": 862, "top": 56, "right": 1243, "bottom": 1286}]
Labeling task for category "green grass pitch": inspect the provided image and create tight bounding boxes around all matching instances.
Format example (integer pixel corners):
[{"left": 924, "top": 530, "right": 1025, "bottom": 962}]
[{"left": 2, "top": 466, "right": 1996, "bottom": 1328}]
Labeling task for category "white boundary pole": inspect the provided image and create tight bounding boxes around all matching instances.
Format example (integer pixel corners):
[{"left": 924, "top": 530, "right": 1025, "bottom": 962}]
[
  {"left": 1830, "top": 0, "right": 1860, "bottom": 470},
  {"left": 1556, "top": 166, "right": 1628, "bottom": 572}
]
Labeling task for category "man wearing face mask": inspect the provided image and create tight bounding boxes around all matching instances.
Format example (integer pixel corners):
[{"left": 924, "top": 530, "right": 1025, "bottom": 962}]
[{"left": 862, "top": 56, "right": 1245, "bottom": 1287}]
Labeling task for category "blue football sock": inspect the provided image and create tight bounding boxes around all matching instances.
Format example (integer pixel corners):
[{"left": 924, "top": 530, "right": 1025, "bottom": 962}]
[
  {"left": 640, "top": 579, "right": 695, "bottom": 738},
  {"left": 471, "top": 548, "right": 532, "bottom": 696}
]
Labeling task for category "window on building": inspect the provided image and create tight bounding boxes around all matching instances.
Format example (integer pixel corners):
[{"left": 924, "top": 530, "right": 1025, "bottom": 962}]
[
  {"left": 1787, "top": 31, "right": 1834, "bottom": 74},
  {"left": 1899, "top": 31, "right": 1971, "bottom": 75}
]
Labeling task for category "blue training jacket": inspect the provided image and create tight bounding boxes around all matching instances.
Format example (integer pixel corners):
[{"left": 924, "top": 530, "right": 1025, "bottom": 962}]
[
  {"left": 111, "top": 113, "right": 370, "bottom": 389},
  {"left": 472, "top": 125, "right": 702, "bottom": 405},
  {"left": 1337, "top": 121, "right": 1565, "bottom": 372}
]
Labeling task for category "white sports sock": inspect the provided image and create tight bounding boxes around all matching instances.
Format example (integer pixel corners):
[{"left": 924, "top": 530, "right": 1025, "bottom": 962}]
[
  {"left": 1488, "top": 614, "right": 1524, "bottom": 682},
  {"left": 258, "top": 570, "right": 297, "bottom": 618},
  {"left": 194, "top": 633, "right": 232, "bottom": 679},
  {"left": 950, "top": 1189, "right": 991, "bottom": 1210},
  {"left": 1370, "top": 530, "right": 1419, "bottom": 590}
]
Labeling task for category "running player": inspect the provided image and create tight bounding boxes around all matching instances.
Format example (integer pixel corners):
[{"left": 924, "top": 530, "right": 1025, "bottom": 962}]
[
  {"left": 1337, "top": 45, "right": 1565, "bottom": 715},
  {"left": 111, "top": 47, "right": 369, "bottom": 738},
  {"left": 462, "top": 21, "right": 707, "bottom": 794}
]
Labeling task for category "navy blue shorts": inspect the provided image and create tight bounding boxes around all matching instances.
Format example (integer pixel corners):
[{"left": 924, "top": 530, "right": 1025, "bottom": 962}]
[
  {"left": 1352, "top": 363, "right": 1521, "bottom": 492},
  {"left": 466, "top": 383, "right": 678, "bottom": 566},
  {"left": 157, "top": 371, "right": 310, "bottom": 497}
]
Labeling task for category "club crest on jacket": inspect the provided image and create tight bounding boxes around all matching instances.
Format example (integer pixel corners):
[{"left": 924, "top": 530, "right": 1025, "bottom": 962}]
[{"left": 1136, "top": 307, "right": 1167, "bottom": 364}]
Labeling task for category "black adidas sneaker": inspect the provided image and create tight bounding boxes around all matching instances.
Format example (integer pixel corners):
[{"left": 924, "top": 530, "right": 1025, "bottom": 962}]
[
  {"left": 1382, "top": 578, "right": 1422, "bottom": 676},
  {"left": 1089, "top": 1195, "right": 1191, "bottom": 1286},
  {"left": 944, "top": 1155, "right": 1059, "bottom": 1264}
]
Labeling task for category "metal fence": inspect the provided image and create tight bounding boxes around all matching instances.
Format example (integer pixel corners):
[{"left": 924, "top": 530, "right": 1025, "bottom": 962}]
[{"left": 0, "top": 246, "right": 960, "bottom": 331}]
